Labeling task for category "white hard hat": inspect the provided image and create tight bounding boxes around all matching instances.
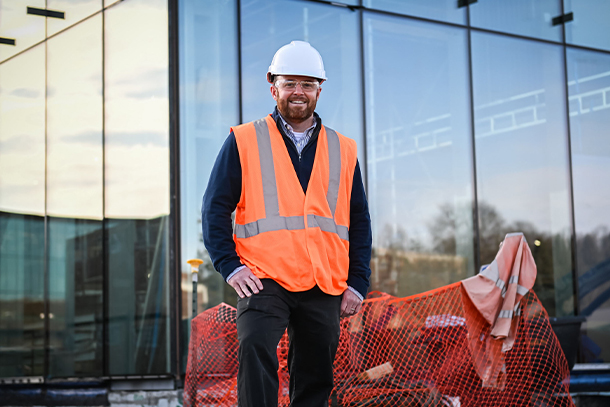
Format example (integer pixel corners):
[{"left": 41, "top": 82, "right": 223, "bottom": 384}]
[{"left": 267, "top": 41, "right": 327, "bottom": 83}]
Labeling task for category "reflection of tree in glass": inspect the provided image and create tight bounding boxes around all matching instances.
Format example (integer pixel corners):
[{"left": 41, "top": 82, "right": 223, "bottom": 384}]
[
  {"left": 576, "top": 227, "right": 610, "bottom": 314},
  {"left": 371, "top": 224, "right": 468, "bottom": 298},
  {"left": 372, "top": 201, "right": 574, "bottom": 317},
  {"left": 472, "top": 202, "right": 573, "bottom": 317}
]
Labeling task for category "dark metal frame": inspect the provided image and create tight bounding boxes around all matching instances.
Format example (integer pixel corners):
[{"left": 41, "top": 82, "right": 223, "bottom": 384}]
[
  {"left": 465, "top": 4, "right": 482, "bottom": 274},
  {"left": 43, "top": 5, "right": 50, "bottom": 379},
  {"left": 559, "top": 0, "right": 581, "bottom": 319},
  {"left": 102, "top": 3, "right": 109, "bottom": 380},
  {"left": 358, "top": 8, "right": 369, "bottom": 194},
  {"left": 168, "top": 0, "right": 182, "bottom": 382}
]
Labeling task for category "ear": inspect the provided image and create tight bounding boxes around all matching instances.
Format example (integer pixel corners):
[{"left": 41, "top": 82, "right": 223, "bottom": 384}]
[{"left": 270, "top": 84, "right": 279, "bottom": 101}]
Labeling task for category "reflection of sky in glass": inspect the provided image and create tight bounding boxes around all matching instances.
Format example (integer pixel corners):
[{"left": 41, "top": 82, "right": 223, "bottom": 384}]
[
  {"left": 364, "top": 0, "right": 466, "bottom": 24},
  {"left": 47, "top": 14, "right": 103, "bottom": 220},
  {"left": 240, "top": 0, "right": 364, "bottom": 164},
  {"left": 470, "top": 0, "right": 562, "bottom": 42},
  {"left": 364, "top": 13, "right": 473, "bottom": 260},
  {"left": 472, "top": 32, "right": 574, "bottom": 316},
  {"left": 568, "top": 48, "right": 610, "bottom": 234},
  {"left": 0, "top": 45, "right": 45, "bottom": 215},
  {"left": 179, "top": 0, "right": 239, "bottom": 318},
  {"left": 46, "top": 0, "right": 102, "bottom": 36},
  {"left": 0, "top": 0, "right": 45, "bottom": 62},
  {"left": 565, "top": 0, "right": 610, "bottom": 51},
  {"left": 104, "top": 0, "right": 169, "bottom": 219},
  {"left": 568, "top": 48, "right": 610, "bottom": 362},
  {"left": 472, "top": 33, "right": 571, "bottom": 235}
]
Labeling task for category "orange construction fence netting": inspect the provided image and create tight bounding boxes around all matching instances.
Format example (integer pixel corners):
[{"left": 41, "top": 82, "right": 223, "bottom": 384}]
[{"left": 183, "top": 283, "right": 573, "bottom": 406}]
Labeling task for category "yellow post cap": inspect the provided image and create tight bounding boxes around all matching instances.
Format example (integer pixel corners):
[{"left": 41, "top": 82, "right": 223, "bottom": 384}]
[{"left": 187, "top": 258, "right": 204, "bottom": 272}]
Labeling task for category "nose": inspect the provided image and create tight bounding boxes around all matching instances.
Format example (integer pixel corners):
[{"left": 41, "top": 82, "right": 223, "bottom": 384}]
[{"left": 293, "top": 83, "right": 305, "bottom": 94}]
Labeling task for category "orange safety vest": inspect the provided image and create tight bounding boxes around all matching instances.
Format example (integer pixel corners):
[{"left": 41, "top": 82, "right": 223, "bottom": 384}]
[{"left": 231, "top": 115, "right": 358, "bottom": 295}]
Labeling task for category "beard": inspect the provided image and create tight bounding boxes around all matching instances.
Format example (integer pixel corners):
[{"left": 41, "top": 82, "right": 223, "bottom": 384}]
[{"left": 276, "top": 94, "right": 318, "bottom": 124}]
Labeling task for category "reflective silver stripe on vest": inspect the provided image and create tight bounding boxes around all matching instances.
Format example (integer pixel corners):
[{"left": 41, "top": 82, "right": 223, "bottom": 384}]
[
  {"left": 325, "top": 128, "right": 341, "bottom": 217},
  {"left": 253, "top": 118, "right": 279, "bottom": 218},
  {"left": 498, "top": 310, "right": 513, "bottom": 319},
  {"left": 307, "top": 214, "right": 349, "bottom": 241},
  {"left": 234, "top": 216, "right": 305, "bottom": 238},
  {"left": 234, "top": 120, "right": 348, "bottom": 241}
]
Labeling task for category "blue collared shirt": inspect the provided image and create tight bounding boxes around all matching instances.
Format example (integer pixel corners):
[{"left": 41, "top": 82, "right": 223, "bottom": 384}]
[{"left": 277, "top": 113, "right": 317, "bottom": 155}]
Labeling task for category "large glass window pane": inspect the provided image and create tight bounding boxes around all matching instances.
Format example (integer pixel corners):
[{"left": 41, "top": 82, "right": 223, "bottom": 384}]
[
  {"left": 48, "top": 218, "right": 103, "bottom": 377},
  {"left": 0, "top": 33, "right": 45, "bottom": 381},
  {"left": 567, "top": 48, "right": 610, "bottom": 363},
  {"left": 564, "top": 0, "right": 610, "bottom": 51},
  {"left": 0, "top": 0, "right": 46, "bottom": 63},
  {"left": 364, "top": 14, "right": 474, "bottom": 297},
  {"left": 105, "top": 0, "right": 170, "bottom": 375},
  {"left": 47, "top": 1, "right": 103, "bottom": 37},
  {"left": 0, "top": 45, "right": 45, "bottom": 216},
  {"left": 178, "top": 0, "right": 239, "bottom": 372},
  {"left": 47, "top": 15, "right": 103, "bottom": 220},
  {"left": 0, "top": 213, "right": 45, "bottom": 377},
  {"left": 471, "top": 33, "right": 574, "bottom": 317},
  {"left": 470, "top": 0, "right": 562, "bottom": 42},
  {"left": 241, "top": 0, "right": 364, "bottom": 164},
  {"left": 46, "top": 14, "right": 103, "bottom": 377},
  {"left": 363, "top": 0, "right": 466, "bottom": 25}
]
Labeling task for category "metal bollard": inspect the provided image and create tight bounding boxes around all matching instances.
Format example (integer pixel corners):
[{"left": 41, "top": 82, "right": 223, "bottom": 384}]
[{"left": 187, "top": 259, "right": 204, "bottom": 318}]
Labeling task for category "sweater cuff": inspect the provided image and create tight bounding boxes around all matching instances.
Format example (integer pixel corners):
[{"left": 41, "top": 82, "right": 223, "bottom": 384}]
[
  {"left": 348, "top": 286, "right": 364, "bottom": 302},
  {"left": 226, "top": 265, "right": 247, "bottom": 282}
]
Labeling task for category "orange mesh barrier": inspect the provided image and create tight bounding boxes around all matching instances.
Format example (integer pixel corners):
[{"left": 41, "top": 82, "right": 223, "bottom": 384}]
[{"left": 184, "top": 283, "right": 574, "bottom": 407}]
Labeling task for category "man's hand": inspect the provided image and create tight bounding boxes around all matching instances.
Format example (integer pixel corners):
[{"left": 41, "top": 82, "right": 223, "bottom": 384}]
[
  {"left": 227, "top": 267, "right": 264, "bottom": 298},
  {"left": 340, "top": 289, "right": 362, "bottom": 318}
]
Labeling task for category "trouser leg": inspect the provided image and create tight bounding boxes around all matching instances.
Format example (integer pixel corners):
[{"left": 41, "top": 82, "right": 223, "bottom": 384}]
[
  {"left": 236, "top": 280, "right": 290, "bottom": 407},
  {"left": 287, "top": 286, "right": 342, "bottom": 407}
]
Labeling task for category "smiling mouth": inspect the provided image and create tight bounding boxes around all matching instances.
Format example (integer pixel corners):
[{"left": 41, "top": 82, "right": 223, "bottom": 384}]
[{"left": 289, "top": 100, "right": 307, "bottom": 105}]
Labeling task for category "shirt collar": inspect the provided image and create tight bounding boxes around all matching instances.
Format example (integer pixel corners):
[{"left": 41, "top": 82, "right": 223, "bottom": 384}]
[{"left": 277, "top": 110, "right": 317, "bottom": 134}]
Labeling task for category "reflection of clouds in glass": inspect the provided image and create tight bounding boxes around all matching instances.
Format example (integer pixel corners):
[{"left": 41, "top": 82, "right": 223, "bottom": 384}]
[
  {"left": 58, "top": 131, "right": 103, "bottom": 145},
  {"left": 46, "top": 14, "right": 103, "bottom": 220},
  {"left": 0, "top": 45, "right": 45, "bottom": 216},
  {"left": 0, "top": 135, "right": 39, "bottom": 152},
  {"left": 110, "top": 68, "right": 167, "bottom": 90},
  {"left": 104, "top": 0, "right": 169, "bottom": 219},
  {"left": 10, "top": 88, "right": 41, "bottom": 99},
  {"left": 104, "top": 131, "right": 167, "bottom": 147}
]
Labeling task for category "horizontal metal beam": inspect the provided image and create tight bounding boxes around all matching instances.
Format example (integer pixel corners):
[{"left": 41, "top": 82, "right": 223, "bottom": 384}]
[
  {"left": 0, "top": 37, "right": 16, "bottom": 45},
  {"left": 27, "top": 6, "right": 65, "bottom": 19}
]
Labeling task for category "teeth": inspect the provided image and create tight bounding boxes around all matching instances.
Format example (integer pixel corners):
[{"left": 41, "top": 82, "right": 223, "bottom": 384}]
[{"left": 291, "top": 101, "right": 305, "bottom": 104}]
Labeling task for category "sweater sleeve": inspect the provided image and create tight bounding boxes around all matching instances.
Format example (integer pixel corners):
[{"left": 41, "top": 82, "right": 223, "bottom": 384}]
[
  {"left": 346, "top": 160, "right": 372, "bottom": 299},
  {"left": 201, "top": 132, "right": 244, "bottom": 280}
]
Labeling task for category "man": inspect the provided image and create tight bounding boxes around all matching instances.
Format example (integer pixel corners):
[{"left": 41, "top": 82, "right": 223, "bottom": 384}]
[{"left": 202, "top": 40, "right": 371, "bottom": 407}]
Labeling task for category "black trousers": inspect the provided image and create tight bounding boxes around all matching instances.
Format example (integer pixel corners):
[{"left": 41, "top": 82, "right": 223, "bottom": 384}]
[{"left": 236, "top": 279, "right": 342, "bottom": 407}]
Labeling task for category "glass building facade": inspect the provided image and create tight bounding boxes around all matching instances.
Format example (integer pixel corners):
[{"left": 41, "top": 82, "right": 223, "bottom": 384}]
[
  {"left": 1, "top": 0, "right": 609, "bottom": 385},
  {"left": 0, "top": 0, "right": 171, "bottom": 379}
]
